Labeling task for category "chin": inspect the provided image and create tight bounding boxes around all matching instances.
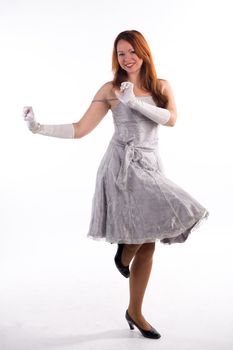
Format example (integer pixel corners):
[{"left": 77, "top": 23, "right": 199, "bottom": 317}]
[{"left": 124, "top": 66, "right": 138, "bottom": 72}]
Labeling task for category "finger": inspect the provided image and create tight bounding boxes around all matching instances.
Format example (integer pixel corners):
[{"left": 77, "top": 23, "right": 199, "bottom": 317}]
[
  {"left": 120, "top": 83, "right": 128, "bottom": 92},
  {"left": 23, "top": 106, "right": 32, "bottom": 114},
  {"left": 23, "top": 111, "right": 30, "bottom": 119},
  {"left": 23, "top": 106, "right": 32, "bottom": 111},
  {"left": 23, "top": 107, "right": 33, "bottom": 119},
  {"left": 120, "top": 82, "right": 133, "bottom": 91}
]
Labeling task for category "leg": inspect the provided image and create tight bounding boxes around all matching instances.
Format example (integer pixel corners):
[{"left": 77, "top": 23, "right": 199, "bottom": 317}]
[
  {"left": 114, "top": 244, "right": 141, "bottom": 278},
  {"left": 127, "top": 242, "right": 156, "bottom": 330},
  {"left": 121, "top": 244, "right": 141, "bottom": 267}
]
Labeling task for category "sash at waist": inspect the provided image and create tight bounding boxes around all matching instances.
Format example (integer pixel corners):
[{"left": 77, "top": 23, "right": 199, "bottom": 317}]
[{"left": 112, "top": 137, "right": 157, "bottom": 190}]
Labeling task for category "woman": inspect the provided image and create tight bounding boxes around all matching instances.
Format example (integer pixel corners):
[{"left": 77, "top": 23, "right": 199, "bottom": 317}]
[{"left": 23, "top": 30, "right": 209, "bottom": 339}]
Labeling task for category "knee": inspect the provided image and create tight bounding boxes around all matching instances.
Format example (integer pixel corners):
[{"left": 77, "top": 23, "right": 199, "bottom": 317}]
[
  {"left": 136, "top": 243, "right": 155, "bottom": 260},
  {"left": 124, "top": 244, "right": 141, "bottom": 254}
]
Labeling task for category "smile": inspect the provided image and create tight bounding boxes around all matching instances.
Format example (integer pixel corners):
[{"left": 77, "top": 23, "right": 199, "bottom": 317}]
[{"left": 125, "top": 63, "right": 135, "bottom": 68}]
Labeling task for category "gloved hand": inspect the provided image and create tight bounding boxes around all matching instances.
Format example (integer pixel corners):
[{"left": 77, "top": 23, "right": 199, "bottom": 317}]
[
  {"left": 115, "top": 82, "right": 137, "bottom": 105},
  {"left": 23, "top": 106, "right": 40, "bottom": 133},
  {"left": 115, "top": 82, "right": 171, "bottom": 125},
  {"left": 22, "top": 106, "right": 75, "bottom": 138}
]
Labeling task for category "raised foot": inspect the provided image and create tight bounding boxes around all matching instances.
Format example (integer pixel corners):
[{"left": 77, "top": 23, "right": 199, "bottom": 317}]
[{"left": 114, "top": 244, "right": 130, "bottom": 278}]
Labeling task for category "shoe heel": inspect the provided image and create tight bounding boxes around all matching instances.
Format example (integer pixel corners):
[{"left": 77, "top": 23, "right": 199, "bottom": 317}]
[{"left": 127, "top": 320, "right": 134, "bottom": 330}]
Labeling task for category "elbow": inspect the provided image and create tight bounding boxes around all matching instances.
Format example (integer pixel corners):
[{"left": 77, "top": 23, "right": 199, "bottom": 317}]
[
  {"left": 165, "top": 113, "right": 177, "bottom": 127},
  {"left": 167, "top": 119, "right": 176, "bottom": 127},
  {"left": 73, "top": 122, "right": 86, "bottom": 139},
  {"left": 75, "top": 132, "right": 84, "bottom": 139},
  {"left": 75, "top": 132, "right": 86, "bottom": 139},
  {"left": 73, "top": 123, "right": 79, "bottom": 138},
  {"left": 73, "top": 121, "right": 95, "bottom": 138},
  {"left": 164, "top": 119, "right": 176, "bottom": 127}
]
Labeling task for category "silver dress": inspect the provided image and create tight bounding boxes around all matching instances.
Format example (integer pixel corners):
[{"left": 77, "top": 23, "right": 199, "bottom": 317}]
[{"left": 87, "top": 96, "right": 209, "bottom": 244}]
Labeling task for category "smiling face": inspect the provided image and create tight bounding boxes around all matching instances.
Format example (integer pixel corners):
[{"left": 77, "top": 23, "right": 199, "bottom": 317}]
[{"left": 116, "top": 39, "right": 143, "bottom": 76}]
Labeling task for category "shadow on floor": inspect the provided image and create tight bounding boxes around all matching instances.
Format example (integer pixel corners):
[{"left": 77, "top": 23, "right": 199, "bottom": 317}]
[{"left": 2, "top": 327, "right": 159, "bottom": 350}]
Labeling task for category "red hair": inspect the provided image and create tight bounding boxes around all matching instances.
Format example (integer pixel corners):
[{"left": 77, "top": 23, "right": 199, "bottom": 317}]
[{"left": 112, "top": 30, "right": 167, "bottom": 108}]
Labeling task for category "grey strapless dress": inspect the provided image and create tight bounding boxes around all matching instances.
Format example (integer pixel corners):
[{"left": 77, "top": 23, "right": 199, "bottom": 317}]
[{"left": 87, "top": 96, "right": 209, "bottom": 244}]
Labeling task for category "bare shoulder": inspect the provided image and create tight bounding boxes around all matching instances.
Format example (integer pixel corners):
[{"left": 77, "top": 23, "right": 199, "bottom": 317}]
[
  {"left": 92, "top": 81, "right": 117, "bottom": 109},
  {"left": 94, "top": 81, "right": 115, "bottom": 99},
  {"left": 157, "top": 78, "right": 173, "bottom": 95}
]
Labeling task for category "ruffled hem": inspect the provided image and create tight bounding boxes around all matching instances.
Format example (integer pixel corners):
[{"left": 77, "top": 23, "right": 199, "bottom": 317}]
[
  {"left": 160, "top": 210, "right": 209, "bottom": 244},
  {"left": 87, "top": 210, "right": 209, "bottom": 245},
  {"left": 87, "top": 235, "right": 160, "bottom": 245}
]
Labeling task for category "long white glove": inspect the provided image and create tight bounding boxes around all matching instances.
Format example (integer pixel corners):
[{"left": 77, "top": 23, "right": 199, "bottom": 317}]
[
  {"left": 23, "top": 106, "right": 75, "bottom": 138},
  {"left": 115, "top": 82, "right": 170, "bottom": 125}
]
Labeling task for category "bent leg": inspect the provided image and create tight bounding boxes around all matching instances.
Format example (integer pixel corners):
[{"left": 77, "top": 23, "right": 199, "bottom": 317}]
[{"left": 121, "top": 244, "right": 141, "bottom": 267}]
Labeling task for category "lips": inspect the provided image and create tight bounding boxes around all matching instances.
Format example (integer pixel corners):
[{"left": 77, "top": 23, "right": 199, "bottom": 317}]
[{"left": 125, "top": 63, "right": 134, "bottom": 68}]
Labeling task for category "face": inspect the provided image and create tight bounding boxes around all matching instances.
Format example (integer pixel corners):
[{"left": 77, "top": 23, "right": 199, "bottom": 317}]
[{"left": 116, "top": 39, "right": 143, "bottom": 75}]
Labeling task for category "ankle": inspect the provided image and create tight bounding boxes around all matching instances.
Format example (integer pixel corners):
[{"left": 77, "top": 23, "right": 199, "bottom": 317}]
[{"left": 127, "top": 307, "right": 142, "bottom": 319}]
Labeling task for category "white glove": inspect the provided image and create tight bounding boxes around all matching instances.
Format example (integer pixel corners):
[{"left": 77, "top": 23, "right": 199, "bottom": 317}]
[
  {"left": 23, "top": 106, "right": 75, "bottom": 138},
  {"left": 23, "top": 106, "right": 40, "bottom": 132},
  {"left": 115, "top": 82, "right": 170, "bottom": 125}
]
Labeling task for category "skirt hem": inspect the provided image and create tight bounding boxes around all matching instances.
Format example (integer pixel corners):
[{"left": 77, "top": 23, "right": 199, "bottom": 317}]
[{"left": 87, "top": 210, "right": 209, "bottom": 245}]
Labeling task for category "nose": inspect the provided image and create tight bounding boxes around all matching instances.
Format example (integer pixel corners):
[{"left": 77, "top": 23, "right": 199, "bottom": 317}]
[{"left": 123, "top": 52, "right": 133, "bottom": 62}]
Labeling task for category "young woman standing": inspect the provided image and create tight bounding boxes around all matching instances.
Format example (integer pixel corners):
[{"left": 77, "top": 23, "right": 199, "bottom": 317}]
[{"left": 23, "top": 30, "right": 208, "bottom": 339}]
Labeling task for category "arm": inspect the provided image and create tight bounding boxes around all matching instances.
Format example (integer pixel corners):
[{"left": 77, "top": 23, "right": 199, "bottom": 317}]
[
  {"left": 157, "top": 79, "right": 177, "bottom": 127},
  {"left": 115, "top": 81, "right": 177, "bottom": 127},
  {"left": 23, "top": 83, "right": 111, "bottom": 139},
  {"left": 73, "top": 83, "right": 111, "bottom": 138}
]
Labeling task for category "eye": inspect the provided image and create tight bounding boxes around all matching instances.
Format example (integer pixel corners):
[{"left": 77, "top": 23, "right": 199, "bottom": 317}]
[{"left": 118, "top": 53, "right": 124, "bottom": 57}]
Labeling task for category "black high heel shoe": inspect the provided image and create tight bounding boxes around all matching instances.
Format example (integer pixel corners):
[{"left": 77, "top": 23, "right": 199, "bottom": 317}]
[
  {"left": 125, "top": 310, "right": 161, "bottom": 339},
  {"left": 114, "top": 244, "right": 130, "bottom": 278}
]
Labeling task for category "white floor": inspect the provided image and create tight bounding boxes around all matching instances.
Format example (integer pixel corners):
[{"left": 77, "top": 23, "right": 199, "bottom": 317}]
[{"left": 1, "top": 226, "right": 233, "bottom": 350}]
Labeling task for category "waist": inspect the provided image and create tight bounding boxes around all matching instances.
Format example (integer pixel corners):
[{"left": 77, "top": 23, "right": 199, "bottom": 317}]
[{"left": 112, "top": 137, "right": 158, "bottom": 152}]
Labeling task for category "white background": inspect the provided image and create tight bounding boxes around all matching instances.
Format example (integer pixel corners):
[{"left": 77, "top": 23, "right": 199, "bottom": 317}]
[{"left": 0, "top": 0, "right": 233, "bottom": 349}]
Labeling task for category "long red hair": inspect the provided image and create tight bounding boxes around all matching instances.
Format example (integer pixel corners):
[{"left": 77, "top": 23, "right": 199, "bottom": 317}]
[{"left": 112, "top": 30, "right": 167, "bottom": 108}]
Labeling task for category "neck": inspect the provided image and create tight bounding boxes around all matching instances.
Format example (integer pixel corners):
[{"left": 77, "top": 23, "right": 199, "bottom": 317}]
[{"left": 127, "top": 72, "right": 141, "bottom": 88}]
